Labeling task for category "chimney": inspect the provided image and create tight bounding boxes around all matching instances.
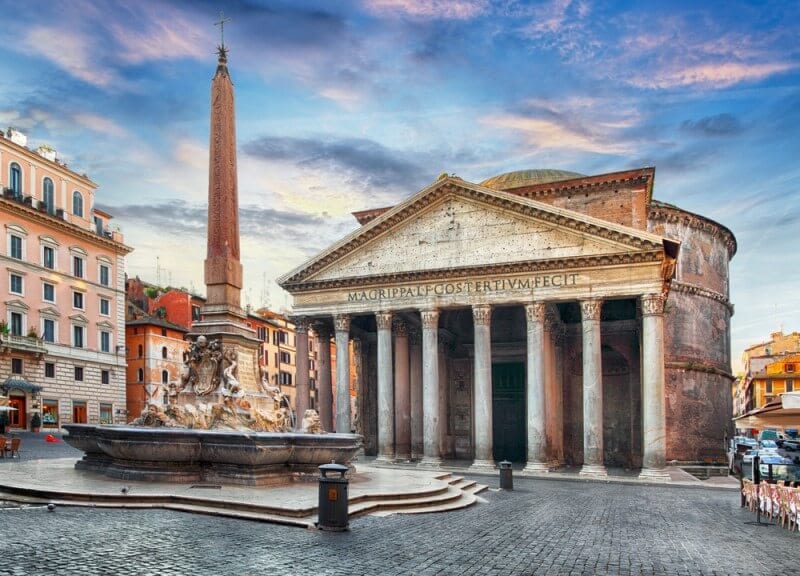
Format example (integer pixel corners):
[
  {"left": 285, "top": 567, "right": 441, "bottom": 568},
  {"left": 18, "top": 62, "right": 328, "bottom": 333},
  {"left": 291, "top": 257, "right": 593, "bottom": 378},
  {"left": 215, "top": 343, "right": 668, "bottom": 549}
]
[{"left": 7, "top": 128, "right": 27, "bottom": 147}]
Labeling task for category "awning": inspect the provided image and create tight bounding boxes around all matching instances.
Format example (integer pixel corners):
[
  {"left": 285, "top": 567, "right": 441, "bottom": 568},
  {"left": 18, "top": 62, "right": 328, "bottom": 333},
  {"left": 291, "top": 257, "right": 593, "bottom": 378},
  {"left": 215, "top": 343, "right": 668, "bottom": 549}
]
[
  {"left": 1, "top": 377, "right": 43, "bottom": 394},
  {"left": 734, "top": 392, "right": 800, "bottom": 429}
]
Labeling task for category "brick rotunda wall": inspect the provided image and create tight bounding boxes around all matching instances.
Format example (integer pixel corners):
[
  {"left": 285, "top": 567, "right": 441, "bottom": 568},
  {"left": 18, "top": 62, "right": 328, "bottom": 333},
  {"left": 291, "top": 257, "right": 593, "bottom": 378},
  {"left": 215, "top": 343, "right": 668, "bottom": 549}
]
[{"left": 649, "top": 201, "right": 737, "bottom": 465}]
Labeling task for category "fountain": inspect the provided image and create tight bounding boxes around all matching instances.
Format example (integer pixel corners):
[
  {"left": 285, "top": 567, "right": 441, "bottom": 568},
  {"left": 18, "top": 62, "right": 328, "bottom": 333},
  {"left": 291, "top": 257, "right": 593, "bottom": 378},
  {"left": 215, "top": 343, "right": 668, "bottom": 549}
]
[
  {"left": 63, "top": 39, "right": 361, "bottom": 485},
  {"left": 64, "top": 335, "right": 361, "bottom": 485}
]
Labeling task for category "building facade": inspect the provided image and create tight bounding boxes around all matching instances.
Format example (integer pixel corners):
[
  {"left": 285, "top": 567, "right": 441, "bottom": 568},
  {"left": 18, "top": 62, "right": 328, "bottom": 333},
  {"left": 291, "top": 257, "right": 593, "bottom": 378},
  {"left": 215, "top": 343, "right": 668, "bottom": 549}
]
[
  {"left": 735, "top": 330, "right": 800, "bottom": 415},
  {"left": 279, "top": 168, "right": 736, "bottom": 472},
  {"left": 0, "top": 129, "right": 131, "bottom": 429}
]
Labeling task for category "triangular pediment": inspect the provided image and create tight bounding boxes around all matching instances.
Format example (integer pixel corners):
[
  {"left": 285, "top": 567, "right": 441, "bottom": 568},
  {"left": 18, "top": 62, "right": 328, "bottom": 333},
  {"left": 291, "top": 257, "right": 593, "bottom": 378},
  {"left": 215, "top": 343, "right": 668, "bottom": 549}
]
[{"left": 279, "top": 177, "right": 669, "bottom": 290}]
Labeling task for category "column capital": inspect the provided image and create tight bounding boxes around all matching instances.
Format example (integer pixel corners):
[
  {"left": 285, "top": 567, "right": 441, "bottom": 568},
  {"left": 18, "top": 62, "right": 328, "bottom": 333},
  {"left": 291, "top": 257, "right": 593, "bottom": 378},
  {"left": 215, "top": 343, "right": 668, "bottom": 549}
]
[
  {"left": 393, "top": 318, "right": 408, "bottom": 337},
  {"left": 420, "top": 308, "right": 440, "bottom": 329},
  {"left": 472, "top": 304, "right": 492, "bottom": 326},
  {"left": 524, "top": 302, "right": 546, "bottom": 323},
  {"left": 580, "top": 299, "right": 603, "bottom": 322},
  {"left": 375, "top": 311, "right": 393, "bottom": 330},
  {"left": 312, "top": 320, "right": 331, "bottom": 338},
  {"left": 292, "top": 316, "right": 310, "bottom": 334},
  {"left": 334, "top": 314, "right": 351, "bottom": 332},
  {"left": 641, "top": 293, "right": 666, "bottom": 316}
]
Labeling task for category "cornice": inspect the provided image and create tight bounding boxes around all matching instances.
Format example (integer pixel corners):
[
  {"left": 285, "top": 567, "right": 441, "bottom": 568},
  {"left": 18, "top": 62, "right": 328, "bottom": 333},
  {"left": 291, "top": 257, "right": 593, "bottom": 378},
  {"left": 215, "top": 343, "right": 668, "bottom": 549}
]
[
  {"left": 0, "top": 197, "right": 132, "bottom": 255},
  {"left": 505, "top": 168, "right": 654, "bottom": 203},
  {"left": 670, "top": 280, "right": 733, "bottom": 314},
  {"left": 282, "top": 250, "right": 664, "bottom": 292},
  {"left": 0, "top": 136, "right": 97, "bottom": 188},
  {"left": 648, "top": 201, "right": 737, "bottom": 258},
  {"left": 279, "top": 178, "right": 666, "bottom": 289}
]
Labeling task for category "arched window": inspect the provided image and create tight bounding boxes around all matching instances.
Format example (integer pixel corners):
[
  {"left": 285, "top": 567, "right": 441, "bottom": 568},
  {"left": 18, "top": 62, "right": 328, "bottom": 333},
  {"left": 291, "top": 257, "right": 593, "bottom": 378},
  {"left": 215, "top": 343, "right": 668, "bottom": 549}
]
[
  {"left": 9, "top": 163, "right": 22, "bottom": 196},
  {"left": 137, "top": 344, "right": 143, "bottom": 358},
  {"left": 161, "top": 346, "right": 168, "bottom": 359},
  {"left": 42, "top": 177, "right": 54, "bottom": 214},
  {"left": 137, "top": 368, "right": 144, "bottom": 382},
  {"left": 161, "top": 370, "right": 169, "bottom": 384},
  {"left": 72, "top": 191, "right": 83, "bottom": 217}
]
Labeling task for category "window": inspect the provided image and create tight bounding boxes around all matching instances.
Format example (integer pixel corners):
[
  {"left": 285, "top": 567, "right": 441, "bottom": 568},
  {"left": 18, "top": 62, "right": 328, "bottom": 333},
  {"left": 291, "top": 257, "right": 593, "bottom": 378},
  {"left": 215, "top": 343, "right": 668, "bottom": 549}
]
[
  {"left": 766, "top": 380, "right": 773, "bottom": 394},
  {"left": 42, "top": 399, "right": 59, "bottom": 427},
  {"left": 45, "top": 362, "right": 55, "bottom": 378},
  {"left": 73, "top": 291, "right": 84, "bottom": 309},
  {"left": 787, "top": 364, "right": 796, "bottom": 373},
  {"left": 161, "top": 328, "right": 167, "bottom": 337},
  {"left": 137, "top": 368, "right": 144, "bottom": 382},
  {"left": 161, "top": 370, "right": 169, "bottom": 384},
  {"left": 161, "top": 346, "right": 168, "bottom": 359},
  {"left": 74, "top": 366, "right": 84, "bottom": 381},
  {"left": 10, "top": 235, "right": 23, "bottom": 259},
  {"left": 73, "top": 325, "right": 84, "bottom": 348},
  {"left": 72, "top": 191, "right": 83, "bottom": 217},
  {"left": 99, "top": 403, "right": 113, "bottom": 424},
  {"left": 42, "top": 245, "right": 55, "bottom": 269},
  {"left": 99, "top": 298, "right": 110, "bottom": 316},
  {"left": 257, "top": 327, "right": 267, "bottom": 340},
  {"left": 42, "top": 318, "right": 55, "bottom": 343},
  {"left": 11, "top": 358, "right": 23, "bottom": 374},
  {"left": 101, "top": 370, "right": 110, "bottom": 385},
  {"left": 279, "top": 371, "right": 293, "bottom": 386},
  {"left": 10, "top": 311, "right": 23, "bottom": 336},
  {"left": 280, "top": 351, "right": 292, "bottom": 364},
  {"left": 192, "top": 305, "right": 201, "bottom": 321},
  {"left": 99, "top": 264, "right": 110, "bottom": 286},
  {"left": 137, "top": 344, "right": 143, "bottom": 358},
  {"left": 100, "top": 331, "right": 111, "bottom": 353},
  {"left": 42, "top": 282, "right": 55, "bottom": 302},
  {"left": 9, "top": 162, "right": 22, "bottom": 195},
  {"left": 72, "top": 255, "right": 84, "bottom": 278},
  {"left": 42, "top": 177, "right": 54, "bottom": 213},
  {"left": 9, "top": 273, "right": 23, "bottom": 295}
]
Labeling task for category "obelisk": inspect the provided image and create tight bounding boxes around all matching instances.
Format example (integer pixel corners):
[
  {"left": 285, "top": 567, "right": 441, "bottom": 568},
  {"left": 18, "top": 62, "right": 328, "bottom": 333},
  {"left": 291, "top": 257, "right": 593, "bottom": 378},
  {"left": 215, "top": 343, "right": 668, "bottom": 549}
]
[{"left": 189, "top": 31, "right": 261, "bottom": 394}]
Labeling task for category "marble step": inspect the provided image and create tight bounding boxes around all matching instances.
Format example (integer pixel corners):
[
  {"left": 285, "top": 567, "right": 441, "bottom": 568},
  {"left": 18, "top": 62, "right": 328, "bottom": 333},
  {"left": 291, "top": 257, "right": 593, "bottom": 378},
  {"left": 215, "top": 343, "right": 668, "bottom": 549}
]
[
  {"left": 370, "top": 490, "right": 479, "bottom": 516},
  {"left": 349, "top": 484, "right": 465, "bottom": 516}
]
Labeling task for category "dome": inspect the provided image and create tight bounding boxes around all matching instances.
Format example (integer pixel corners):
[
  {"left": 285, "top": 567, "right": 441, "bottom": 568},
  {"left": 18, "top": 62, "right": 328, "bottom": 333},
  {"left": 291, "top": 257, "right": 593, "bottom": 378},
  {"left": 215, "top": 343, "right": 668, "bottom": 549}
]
[{"left": 480, "top": 169, "right": 586, "bottom": 191}]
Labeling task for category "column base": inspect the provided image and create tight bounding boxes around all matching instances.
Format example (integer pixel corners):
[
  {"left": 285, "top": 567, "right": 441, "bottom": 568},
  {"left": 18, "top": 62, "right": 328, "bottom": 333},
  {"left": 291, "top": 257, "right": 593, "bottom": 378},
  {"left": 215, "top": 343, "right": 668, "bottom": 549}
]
[
  {"left": 638, "top": 467, "right": 671, "bottom": 482},
  {"left": 417, "top": 456, "right": 442, "bottom": 469},
  {"left": 521, "top": 461, "right": 549, "bottom": 474},
  {"left": 548, "top": 458, "right": 563, "bottom": 471},
  {"left": 374, "top": 454, "right": 395, "bottom": 465},
  {"left": 579, "top": 464, "right": 608, "bottom": 478},
  {"left": 468, "top": 459, "right": 496, "bottom": 474}
]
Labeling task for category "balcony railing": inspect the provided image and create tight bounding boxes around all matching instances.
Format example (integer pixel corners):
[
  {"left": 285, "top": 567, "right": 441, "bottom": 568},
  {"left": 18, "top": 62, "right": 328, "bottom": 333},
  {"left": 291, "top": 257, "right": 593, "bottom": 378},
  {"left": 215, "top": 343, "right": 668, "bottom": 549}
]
[{"left": 0, "top": 334, "right": 48, "bottom": 355}]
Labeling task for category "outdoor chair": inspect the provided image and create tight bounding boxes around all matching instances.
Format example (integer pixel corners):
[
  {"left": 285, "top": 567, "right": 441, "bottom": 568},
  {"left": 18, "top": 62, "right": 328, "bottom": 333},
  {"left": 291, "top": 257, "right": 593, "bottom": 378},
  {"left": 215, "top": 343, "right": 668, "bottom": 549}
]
[
  {"left": 4, "top": 437, "right": 20, "bottom": 458},
  {"left": 0, "top": 435, "right": 6, "bottom": 458}
]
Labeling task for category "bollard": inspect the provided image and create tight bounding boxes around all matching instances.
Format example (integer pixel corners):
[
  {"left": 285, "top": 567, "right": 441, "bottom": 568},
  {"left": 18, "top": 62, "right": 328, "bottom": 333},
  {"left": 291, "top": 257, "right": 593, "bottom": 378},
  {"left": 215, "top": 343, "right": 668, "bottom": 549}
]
[
  {"left": 499, "top": 460, "right": 513, "bottom": 490},
  {"left": 317, "top": 462, "right": 350, "bottom": 531}
]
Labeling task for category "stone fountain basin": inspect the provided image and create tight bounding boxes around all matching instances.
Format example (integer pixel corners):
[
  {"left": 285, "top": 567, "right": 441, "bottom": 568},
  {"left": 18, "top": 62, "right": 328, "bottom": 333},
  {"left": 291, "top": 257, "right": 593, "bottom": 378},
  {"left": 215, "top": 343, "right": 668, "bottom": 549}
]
[{"left": 63, "top": 424, "right": 362, "bottom": 485}]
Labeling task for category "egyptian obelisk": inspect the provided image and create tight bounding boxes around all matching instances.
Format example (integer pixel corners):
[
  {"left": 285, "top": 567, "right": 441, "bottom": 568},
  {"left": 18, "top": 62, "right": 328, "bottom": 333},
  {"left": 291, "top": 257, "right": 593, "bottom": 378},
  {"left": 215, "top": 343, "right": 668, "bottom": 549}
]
[{"left": 189, "top": 23, "right": 262, "bottom": 393}]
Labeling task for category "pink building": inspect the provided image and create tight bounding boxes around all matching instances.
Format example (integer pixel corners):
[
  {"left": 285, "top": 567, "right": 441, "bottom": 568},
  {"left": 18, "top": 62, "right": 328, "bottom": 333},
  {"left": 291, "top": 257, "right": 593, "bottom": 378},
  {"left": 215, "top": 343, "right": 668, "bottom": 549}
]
[{"left": 0, "top": 128, "right": 131, "bottom": 430}]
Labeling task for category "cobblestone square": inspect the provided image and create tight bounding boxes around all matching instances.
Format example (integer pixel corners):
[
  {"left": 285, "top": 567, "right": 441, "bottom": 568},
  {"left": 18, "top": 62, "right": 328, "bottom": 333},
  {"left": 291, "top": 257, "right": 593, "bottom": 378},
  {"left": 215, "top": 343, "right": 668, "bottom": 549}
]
[{"left": 2, "top": 462, "right": 797, "bottom": 576}]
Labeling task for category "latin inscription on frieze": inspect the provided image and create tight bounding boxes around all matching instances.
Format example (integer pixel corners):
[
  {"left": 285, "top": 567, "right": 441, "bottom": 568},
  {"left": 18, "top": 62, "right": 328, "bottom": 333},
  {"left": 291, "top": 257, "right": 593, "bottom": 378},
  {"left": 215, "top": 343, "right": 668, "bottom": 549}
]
[{"left": 347, "top": 274, "right": 578, "bottom": 303}]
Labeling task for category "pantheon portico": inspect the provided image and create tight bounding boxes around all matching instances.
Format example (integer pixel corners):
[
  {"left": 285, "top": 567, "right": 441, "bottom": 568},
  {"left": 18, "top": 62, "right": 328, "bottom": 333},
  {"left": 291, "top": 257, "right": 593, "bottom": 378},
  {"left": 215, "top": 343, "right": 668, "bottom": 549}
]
[{"left": 279, "top": 168, "right": 736, "bottom": 474}]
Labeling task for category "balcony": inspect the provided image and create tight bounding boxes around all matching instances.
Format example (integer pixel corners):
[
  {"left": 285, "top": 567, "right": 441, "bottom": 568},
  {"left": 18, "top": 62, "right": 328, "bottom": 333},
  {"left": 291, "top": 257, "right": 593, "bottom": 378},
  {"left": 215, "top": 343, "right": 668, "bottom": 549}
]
[{"left": 0, "top": 334, "right": 47, "bottom": 357}]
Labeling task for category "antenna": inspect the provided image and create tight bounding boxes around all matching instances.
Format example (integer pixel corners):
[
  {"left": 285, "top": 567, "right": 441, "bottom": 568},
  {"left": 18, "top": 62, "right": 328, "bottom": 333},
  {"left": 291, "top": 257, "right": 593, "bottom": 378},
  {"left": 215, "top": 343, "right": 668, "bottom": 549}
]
[{"left": 156, "top": 256, "right": 161, "bottom": 285}]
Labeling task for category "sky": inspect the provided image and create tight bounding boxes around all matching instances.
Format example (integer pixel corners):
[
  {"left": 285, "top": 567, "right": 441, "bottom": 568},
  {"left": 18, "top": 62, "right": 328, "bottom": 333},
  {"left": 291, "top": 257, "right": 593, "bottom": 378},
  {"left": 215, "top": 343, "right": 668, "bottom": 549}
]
[{"left": 0, "top": 0, "right": 798, "bottom": 370}]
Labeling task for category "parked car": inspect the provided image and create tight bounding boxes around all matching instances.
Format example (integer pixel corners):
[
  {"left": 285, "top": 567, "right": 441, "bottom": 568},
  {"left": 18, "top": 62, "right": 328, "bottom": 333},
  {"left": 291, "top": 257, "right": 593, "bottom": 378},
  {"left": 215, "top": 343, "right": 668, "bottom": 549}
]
[
  {"left": 760, "top": 439, "right": 778, "bottom": 450},
  {"left": 742, "top": 449, "right": 759, "bottom": 464},
  {"left": 783, "top": 440, "right": 800, "bottom": 452}
]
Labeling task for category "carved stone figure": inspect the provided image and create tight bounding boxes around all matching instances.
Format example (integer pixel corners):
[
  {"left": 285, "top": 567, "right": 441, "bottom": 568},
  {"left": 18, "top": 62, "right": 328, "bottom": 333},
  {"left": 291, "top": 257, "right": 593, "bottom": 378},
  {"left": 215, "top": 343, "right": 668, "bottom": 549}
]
[{"left": 302, "top": 409, "right": 323, "bottom": 434}]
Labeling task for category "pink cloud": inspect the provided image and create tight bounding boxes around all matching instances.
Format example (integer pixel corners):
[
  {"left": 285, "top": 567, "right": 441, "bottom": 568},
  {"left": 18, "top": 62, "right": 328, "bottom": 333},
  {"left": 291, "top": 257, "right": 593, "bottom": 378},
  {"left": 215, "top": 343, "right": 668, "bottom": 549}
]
[
  {"left": 633, "top": 61, "right": 795, "bottom": 89},
  {"left": 365, "top": 0, "right": 490, "bottom": 19}
]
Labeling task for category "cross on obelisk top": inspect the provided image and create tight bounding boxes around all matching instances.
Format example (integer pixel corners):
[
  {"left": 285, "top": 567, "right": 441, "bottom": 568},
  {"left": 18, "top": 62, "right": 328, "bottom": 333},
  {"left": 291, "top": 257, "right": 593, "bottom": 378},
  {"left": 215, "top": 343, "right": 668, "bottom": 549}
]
[{"left": 215, "top": 11, "right": 231, "bottom": 55}]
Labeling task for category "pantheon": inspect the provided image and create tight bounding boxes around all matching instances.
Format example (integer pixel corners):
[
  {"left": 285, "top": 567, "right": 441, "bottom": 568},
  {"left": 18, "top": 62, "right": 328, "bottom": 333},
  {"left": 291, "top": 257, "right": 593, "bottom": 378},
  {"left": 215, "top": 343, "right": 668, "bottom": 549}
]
[{"left": 278, "top": 168, "right": 736, "bottom": 478}]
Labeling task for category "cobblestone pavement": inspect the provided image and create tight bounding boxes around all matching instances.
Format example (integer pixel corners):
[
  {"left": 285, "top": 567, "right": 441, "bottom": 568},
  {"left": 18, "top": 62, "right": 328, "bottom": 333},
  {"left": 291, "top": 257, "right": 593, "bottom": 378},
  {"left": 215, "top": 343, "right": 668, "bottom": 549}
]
[
  {"left": 0, "top": 431, "right": 82, "bottom": 461},
  {"left": 1, "top": 474, "right": 797, "bottom": 576}
]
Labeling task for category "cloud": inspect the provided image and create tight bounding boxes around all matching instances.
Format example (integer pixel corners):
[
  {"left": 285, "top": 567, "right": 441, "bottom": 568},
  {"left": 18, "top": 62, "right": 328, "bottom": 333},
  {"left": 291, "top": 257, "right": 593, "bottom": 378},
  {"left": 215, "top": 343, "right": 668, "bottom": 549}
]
[
  {"left": 243, "top": 135, "right": 431, "bottom": 191},
  {"left": 633, "top": 61, "right": 795, "bottom": 90},
  {"left": 364, "top": 0, "right": 490, "bottom": 20},
  {"left": 97, "top": 200, "right": 327, "bottom": 242},
  {"left": 21, "top": 26, "right": 118, "bottom": 88},
  {"left": 73, "top": 113, "right": 129, "bottom": 137},
  {"left": 681, "top": 114, "right": 743, "bottom": 137}
]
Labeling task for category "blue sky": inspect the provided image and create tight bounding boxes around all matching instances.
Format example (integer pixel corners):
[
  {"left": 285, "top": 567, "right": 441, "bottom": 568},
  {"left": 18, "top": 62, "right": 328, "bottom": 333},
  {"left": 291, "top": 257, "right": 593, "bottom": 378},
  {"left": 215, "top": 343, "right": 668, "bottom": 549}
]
[{"left": 1, "top": 0, "right": 798, "bottom": 369}]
